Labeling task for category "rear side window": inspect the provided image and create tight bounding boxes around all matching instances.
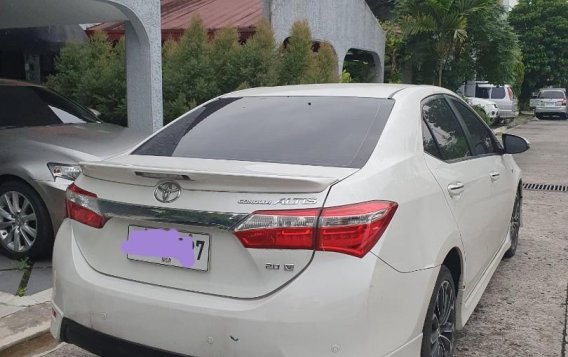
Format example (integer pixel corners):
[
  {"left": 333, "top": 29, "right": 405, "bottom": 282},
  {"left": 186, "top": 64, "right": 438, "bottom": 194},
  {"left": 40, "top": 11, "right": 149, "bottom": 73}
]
[
  {"left": 134, "top": 96, "right": 394, "bottom": 168},
  {"left": 450, "top": 99, "right": 497, "bottom": 156},
  {"left": 490, "top": 87, "right": 506, "bottom": 99},
  {"left": 538, "top": 91, "right": 565, "bottom": 99},
  {"left": 422, "top": 120, "right": 442, "bottom": 159},
  {"left": 0, "top": 86, "right": 97, "bottom": 128},
  {"left": 422, "top": 97, "right": 471, "bottom": 162}
]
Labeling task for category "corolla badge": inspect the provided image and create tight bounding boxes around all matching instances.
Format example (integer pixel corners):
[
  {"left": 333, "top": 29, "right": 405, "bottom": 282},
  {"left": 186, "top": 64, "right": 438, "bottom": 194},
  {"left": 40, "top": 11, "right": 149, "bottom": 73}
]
[{"left": 154, "top": 182, "right": 182, "bottom": 203}]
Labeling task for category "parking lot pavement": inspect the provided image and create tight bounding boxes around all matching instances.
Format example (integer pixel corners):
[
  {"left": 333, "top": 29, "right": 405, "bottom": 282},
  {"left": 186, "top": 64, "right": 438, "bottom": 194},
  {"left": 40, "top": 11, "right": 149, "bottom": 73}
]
[
  {"left": 455, "top": 119, "right": 568, "bottom": 356},
  {"left": 0, "top": 254, "right": 52, "bottom": 297}
]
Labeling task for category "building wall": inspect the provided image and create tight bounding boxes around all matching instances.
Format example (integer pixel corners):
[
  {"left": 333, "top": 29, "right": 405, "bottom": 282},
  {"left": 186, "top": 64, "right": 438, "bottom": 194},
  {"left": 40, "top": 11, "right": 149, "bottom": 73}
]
[{"left": 264, "top": 0, "right": 385, "bottom": 82}]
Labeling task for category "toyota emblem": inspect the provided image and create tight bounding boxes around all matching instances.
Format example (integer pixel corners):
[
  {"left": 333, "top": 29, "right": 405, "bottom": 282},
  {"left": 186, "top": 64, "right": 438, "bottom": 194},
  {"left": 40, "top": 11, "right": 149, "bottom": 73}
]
[{"left": 154, "top": 182, "right": 182, "bottom": 203}]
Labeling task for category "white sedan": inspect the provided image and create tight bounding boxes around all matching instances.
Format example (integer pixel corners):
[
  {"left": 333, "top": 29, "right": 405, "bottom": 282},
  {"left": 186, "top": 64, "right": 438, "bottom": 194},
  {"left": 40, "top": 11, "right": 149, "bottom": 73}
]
[{"left": 51, "top": 84, "right": 529, "bottom": 357}]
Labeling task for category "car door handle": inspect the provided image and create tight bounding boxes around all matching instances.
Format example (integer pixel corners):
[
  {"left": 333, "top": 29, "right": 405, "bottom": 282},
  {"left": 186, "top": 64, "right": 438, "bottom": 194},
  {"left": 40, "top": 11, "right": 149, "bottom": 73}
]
[
  {"left": 490, "top": 171, "right": 501, "bottom": 181},
  {"left": 448, "top": 182, "right": 465, "bottom": 197}
]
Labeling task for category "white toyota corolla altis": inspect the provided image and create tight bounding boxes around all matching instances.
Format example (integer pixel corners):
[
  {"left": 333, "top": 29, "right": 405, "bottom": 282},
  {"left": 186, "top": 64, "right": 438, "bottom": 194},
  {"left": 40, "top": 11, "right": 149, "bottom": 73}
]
[{"left": 51, "top": 84, "right": 529, "bottom": 357}]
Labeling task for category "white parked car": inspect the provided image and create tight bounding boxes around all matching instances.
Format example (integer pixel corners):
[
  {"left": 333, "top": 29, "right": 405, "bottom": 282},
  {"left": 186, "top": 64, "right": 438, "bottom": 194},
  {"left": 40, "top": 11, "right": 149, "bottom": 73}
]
[
  {"left": 464, "top": 97, "right": 500, "bottom": 124},
  {"left": 459, "top": 81, "right": 518, "bottom": 121},
  {"left": 51, "top": 84, "right": 529, "bottom": 357},
  {"left": 532, "top": 88, "right": 567, "bottom": 120}
]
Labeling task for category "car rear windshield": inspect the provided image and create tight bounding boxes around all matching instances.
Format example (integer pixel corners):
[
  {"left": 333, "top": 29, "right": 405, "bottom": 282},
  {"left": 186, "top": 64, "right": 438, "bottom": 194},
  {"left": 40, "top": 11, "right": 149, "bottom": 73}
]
[
  {"left": 538, "top": 91, "right": 565, "bottom": 99},
  {"left": 0, "top": 85, "right": 98, "bottom": 129},
  {"left": 133, "top": 96, "right": 394, "bottom": 168}
]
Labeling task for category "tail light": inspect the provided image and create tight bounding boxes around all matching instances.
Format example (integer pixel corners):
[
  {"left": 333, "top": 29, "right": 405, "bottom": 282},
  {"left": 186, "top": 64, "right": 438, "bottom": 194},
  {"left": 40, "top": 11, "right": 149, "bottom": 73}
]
[
  {"left": 233, "top": 201, "right": 398, "bottom": 258},
  {"left": 65, "top": 183, "right": 106, "bottom": 228},
  {"left": 562, "top": 99, "right": 566, "bottom": 106}
]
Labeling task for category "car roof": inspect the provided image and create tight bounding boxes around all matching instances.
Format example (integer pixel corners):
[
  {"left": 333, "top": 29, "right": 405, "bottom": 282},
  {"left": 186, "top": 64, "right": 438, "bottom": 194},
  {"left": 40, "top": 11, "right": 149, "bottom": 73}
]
[
  {"left": 0, "top": 78, "right": 42, "bottom": 87},
  {"left": 222, "top": 83, "right": 436, "bottom": 99},
  {"left": 540, "top": 88, "right": 566, "bottom": 92}
]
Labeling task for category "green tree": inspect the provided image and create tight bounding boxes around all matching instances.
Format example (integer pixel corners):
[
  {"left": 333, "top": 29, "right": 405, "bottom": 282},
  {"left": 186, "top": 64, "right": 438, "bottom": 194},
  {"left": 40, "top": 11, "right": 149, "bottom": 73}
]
[
  {"left": 278, "top": 21, "right": 314, "bottom": 85},
  {"left": 509, "top": 0, "right": 568, "bottom": 100},
  {"left": 381, "top": 20, "right": 404, "bottom": 83},
  {"left": 237, "top": 20, "right": 280, "bottom": 88},
  {"left": 162, "top": 17, "right": 216, "bottom": 121},
  {"left": 46, "top": 31, "right": 127, "bottom": 125},
  {"left": 441, "top": 5, "right": 523, "bottom": 92},
  {"left": 307, "top": 43, "right": 340, "bottom": 83},
  {"left": 365, "top": 0, "right": 396, "bottom": 20},
  {"left": 48, "top": 19, "right": 341, "bottom": 125},
  {"left": 396, "top": 0, "right": 496, "bottom": 86}
]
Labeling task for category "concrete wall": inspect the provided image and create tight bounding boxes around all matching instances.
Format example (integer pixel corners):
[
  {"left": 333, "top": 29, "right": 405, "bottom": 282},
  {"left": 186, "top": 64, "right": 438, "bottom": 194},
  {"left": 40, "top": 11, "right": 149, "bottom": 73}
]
[{"left": 265, "top": 0, "right": 385, "bottom": 82}]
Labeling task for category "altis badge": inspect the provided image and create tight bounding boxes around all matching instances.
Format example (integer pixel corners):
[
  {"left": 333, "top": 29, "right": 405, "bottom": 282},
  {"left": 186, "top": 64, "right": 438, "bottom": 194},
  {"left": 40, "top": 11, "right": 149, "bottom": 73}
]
[{"left": 238, "top": 198, "right": 318, "bottom": 206}]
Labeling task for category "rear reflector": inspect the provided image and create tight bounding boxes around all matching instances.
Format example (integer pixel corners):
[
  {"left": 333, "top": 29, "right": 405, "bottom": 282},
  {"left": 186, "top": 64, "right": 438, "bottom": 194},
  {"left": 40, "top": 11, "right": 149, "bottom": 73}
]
[
  {"left": 233, "top": 209, "right": 318, "bottom": 249},
  {"left": 233, "top": 201, "right": 398, "bottom": 258},
  {"left": 65, "top": 184, "right": 106, "bottom": 228}
]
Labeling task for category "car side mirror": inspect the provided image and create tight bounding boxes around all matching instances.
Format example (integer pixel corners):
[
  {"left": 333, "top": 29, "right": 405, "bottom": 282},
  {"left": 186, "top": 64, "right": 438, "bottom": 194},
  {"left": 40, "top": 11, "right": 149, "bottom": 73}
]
[{"left": 502, "top": 134, "right": 530, "bottom": 154}]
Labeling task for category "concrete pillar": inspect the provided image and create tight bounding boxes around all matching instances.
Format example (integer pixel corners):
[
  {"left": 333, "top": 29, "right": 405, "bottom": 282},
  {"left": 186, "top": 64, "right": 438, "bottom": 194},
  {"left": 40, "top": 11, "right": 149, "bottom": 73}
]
[
  {"left": 371, "top": 52, "right": 384, "bottom": 83},
  {"left": 103, "top": 0, "right": 163, "bottom": 134},
  {"left": 336, "top": 47, "right": 349, "bottom": 79}
]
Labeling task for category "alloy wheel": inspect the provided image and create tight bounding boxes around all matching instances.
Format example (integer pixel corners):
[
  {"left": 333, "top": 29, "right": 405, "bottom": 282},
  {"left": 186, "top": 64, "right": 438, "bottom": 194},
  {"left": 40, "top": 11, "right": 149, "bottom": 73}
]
[
  {"left": 0, "top": 191, "right": 37, "bottom": 253},
  {"left": 429, "top": 280, "right": 455, "bottom": 357}
]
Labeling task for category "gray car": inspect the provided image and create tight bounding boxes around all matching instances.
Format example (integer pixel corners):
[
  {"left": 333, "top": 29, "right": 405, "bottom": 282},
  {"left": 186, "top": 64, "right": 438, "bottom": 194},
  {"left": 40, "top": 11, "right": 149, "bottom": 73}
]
[
  {"left": 0, "top": 79, "right": 145, "bottom": 259},
  {"left": 534, "top": 88, "right": 567, "bottom": 119}
]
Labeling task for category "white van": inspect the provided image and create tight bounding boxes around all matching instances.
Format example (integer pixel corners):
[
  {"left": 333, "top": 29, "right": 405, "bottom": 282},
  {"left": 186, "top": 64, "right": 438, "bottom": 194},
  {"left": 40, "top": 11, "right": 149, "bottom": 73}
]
[{"left": 458, "top": 81, "right": 518, "bottom": 121}]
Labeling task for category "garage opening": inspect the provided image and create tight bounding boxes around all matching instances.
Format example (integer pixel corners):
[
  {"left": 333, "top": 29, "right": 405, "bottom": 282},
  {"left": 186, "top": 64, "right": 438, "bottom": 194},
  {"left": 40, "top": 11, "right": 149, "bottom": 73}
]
[{"left": 343, "top": 48, "right": 381, "bottom": 83}]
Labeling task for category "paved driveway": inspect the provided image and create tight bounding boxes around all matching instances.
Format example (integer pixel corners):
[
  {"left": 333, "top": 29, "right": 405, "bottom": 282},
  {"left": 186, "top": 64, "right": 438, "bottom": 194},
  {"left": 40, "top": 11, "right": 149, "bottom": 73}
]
[
  {"left": 41, "top": 119, "right": 568, "bottom": 357},
  {"left": 0, "top": 254, "right": 51, "bottom": 303},
  {"left": 455, "top": 119, "right": 568, "bottom": 356}
]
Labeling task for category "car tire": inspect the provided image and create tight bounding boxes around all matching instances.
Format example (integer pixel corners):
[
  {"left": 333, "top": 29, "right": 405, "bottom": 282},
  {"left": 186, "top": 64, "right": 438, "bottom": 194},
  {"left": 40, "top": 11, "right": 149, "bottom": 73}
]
[
  {"left": 421, "top": 265, "right": 456, "bottom": 357},
  {"left": 504, "top": 188, "right": 521, "bottom": 259},
  {"left": 535, "top": 113, "right": 542, "bottom": 120},
  {"left": 0, "top": 180, "right": 53, "bottom": 260}
]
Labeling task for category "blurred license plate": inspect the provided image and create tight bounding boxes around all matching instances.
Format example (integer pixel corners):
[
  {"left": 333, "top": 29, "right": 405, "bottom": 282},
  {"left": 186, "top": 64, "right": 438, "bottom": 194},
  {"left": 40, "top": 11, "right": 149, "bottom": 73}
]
[
  {"left": 126, "top": 226, "right": 210, "bottom": 271},
  {"left": 545, "top": 102, "right": 554, "bottom": 107}
]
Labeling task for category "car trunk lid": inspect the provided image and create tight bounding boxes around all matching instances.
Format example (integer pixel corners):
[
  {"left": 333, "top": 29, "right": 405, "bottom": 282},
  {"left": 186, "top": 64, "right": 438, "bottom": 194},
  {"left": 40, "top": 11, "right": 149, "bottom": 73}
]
[{"left": 70, "top": 157, "right": 357, "bottom": 298}]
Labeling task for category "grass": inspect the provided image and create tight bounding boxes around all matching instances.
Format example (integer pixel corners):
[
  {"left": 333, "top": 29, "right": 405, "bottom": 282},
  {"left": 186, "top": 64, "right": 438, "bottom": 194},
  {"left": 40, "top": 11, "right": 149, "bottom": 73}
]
[{"left": 15, "top": 257, "right": 33, "bottom": 297}]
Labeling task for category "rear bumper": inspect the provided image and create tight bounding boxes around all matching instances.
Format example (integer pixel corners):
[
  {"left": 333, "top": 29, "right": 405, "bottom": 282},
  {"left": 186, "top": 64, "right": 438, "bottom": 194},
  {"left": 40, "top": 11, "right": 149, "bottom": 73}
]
[
  {"left": 60, "top": 318, "right": 188, "bottom": 357},
  {"left": 535, "top": 106, "right": 567, "bottom": 115},
  {"left": 497, "top": 109, "right": 517, "bottom": 119},
  {"left": 52, "top": 220, "right": 437, "bottom": 357}
]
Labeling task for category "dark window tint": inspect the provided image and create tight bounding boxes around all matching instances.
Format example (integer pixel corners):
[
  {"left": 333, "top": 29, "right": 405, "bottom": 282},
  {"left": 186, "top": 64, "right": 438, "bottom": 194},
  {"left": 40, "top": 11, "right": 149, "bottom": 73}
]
[
  {"left": 450, "top": 99, "right": 497, "bottom": 156},
  {"left": 538, "top": 91, "right": 565, "bottom": 99},
  {"left": 422, "top": 97, "right": 471, "bottom": 161},
  {"left": 490, "top": 87, "right": 506, "bottom": 99},
  {"left": 475, "top": 87, "right": 490, "bottom": 99},
  {"left": 134, "top": 97, "right": 394, "bottom": 168},
  {"left": 0, "top": 86, "right": 98, "bottom": 128},
  {"left": 422, "top": 119, "right": 442, "bottom": 159}
]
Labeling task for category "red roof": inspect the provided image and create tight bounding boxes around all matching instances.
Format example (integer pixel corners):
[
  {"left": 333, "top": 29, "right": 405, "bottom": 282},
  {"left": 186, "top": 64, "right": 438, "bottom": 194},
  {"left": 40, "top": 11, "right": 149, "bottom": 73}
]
[{"left": 88, "top": 0, "right": 263, "bottom": 41}]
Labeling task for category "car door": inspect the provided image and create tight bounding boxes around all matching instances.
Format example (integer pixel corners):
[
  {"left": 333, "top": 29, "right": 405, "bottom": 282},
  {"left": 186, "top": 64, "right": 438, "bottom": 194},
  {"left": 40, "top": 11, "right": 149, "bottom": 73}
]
[
  {"left": 421, "top": 95, "right": 495, "bottom": 295},
  {"left": 447, "top": 97, "right": 516, "bottom": 258}
]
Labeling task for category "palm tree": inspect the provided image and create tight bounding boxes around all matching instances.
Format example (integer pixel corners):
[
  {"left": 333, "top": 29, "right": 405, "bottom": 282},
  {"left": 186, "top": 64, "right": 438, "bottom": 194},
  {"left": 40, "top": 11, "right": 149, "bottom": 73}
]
[{"left": 397, "top": 0, "right": 495, "bottom": 86}]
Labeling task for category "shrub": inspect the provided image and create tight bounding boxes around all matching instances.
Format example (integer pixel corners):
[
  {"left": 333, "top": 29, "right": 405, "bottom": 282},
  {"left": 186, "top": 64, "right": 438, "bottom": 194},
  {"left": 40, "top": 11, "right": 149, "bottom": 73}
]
[
  {"left": 237, "top": 20, "right": 279, "bottom": 88},
  {"left": 471, "top": 105, "right": 492, "bottom": 126},
  {"left": 46, "top": 32, "right": 127, "bottom": 126},
  {"left": 48, "top": 19, "right": 341, "bottom": 125}
]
